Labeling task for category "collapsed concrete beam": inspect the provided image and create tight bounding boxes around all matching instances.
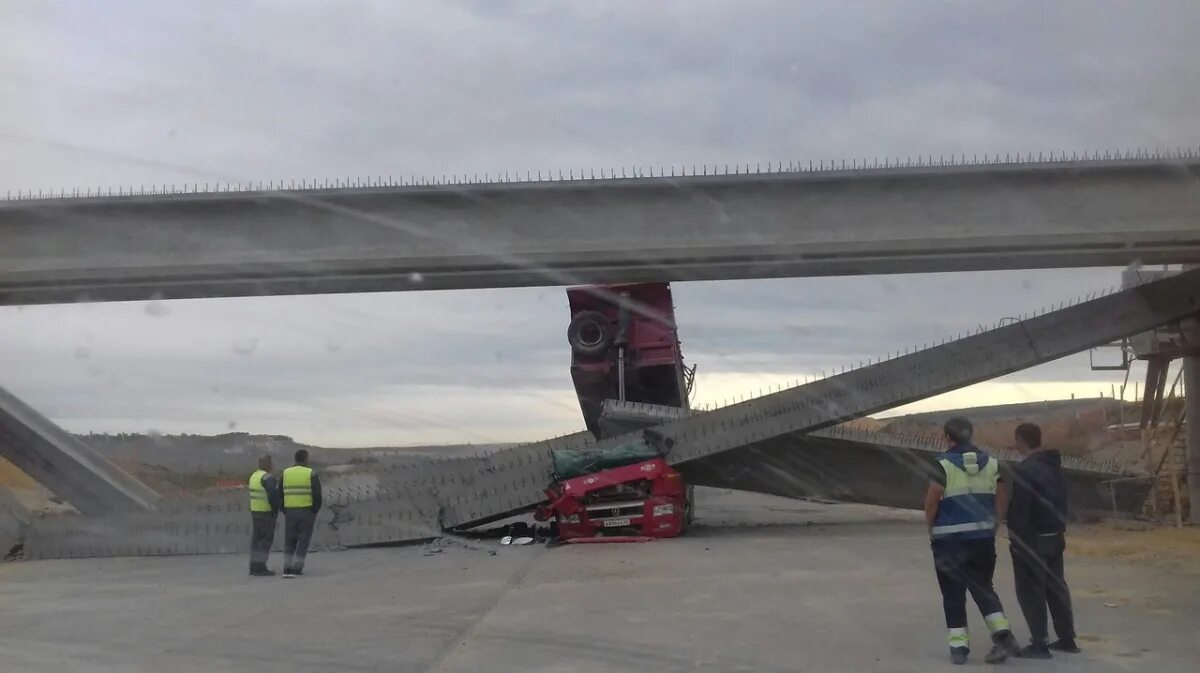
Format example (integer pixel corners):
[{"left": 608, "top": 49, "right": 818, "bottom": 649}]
[
  {"left": 681, "top": 433, "right": 1147, "bottom": 520},
  {"left": 0, "top": 486, "right": 31, "bottom": 555},
  {"left": 445, "top": 271, "right": 1200, "bottom": 528},
  {"left": 0, "top": 386, "right": 159, "bottom": 515},
  {"left": 600, "top": 400, "right": 1144, "bottom": 518}
]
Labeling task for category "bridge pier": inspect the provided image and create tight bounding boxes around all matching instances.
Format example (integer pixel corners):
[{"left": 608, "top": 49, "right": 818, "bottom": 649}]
[
  {"left": 0, "top": 386, "right": 159, "bottom": 515},
  {"left": 1186, "top": 357, "right": 1200, "bottom": 524}
]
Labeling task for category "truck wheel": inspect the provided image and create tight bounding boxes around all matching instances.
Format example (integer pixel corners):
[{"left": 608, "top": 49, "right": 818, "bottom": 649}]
[{"left": 567, "top": 310, "right": 614, "bottom": 357}]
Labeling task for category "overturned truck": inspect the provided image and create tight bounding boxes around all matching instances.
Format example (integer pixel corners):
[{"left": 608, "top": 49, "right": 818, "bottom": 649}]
[{"left": 537, "top": 284, "right": 696, "bottom": 541}]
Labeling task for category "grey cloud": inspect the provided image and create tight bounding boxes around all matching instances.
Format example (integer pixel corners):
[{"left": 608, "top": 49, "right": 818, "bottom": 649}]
[
  {"left": 0, "top": 2, "right": 1192, "bottom": 443},
  {"left": 4, "top": 1, "right": 1198, "bottom": 192}
]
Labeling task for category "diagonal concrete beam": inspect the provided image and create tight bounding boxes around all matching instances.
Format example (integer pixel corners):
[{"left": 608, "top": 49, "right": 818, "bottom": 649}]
[
  {"left": 0, "top": 386, "right": 159, "bottom": 515},
  {"left": 645, "top": 269, "right": 1200, "bottom": 463}
]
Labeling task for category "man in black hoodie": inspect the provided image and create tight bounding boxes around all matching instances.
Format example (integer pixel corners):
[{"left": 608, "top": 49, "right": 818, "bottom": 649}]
[{"left": 1007, "top": 422, "right": 1079, "bottom": 658}]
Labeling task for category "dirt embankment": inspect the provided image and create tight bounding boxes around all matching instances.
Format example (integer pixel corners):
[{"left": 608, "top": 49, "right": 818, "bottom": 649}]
[{"left": 0, "top": 457, "right": 39, "bottom": 491}]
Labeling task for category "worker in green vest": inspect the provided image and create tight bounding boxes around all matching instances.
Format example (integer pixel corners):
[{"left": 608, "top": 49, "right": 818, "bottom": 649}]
[
  {"left": 280, "top": 449, "right": 322, "bottom": 578},
  {"left": 247, "top": 454, "right": 280, "bottom": 576}
]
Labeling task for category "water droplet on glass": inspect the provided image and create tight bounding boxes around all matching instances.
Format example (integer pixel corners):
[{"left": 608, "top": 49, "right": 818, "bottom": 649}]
[{"left": 232, "top": 338, "right": 259, "bottom": 356}]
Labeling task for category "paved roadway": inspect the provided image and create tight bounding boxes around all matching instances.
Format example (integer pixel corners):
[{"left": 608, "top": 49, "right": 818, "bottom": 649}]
[{"left": 1, "top": 489, "right": 1195, "bottom": 672}]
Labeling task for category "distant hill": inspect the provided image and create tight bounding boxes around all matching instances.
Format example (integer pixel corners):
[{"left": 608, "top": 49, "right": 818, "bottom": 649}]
[{"left": 886, "top": 398, "right": 1126, "bottom": 425}]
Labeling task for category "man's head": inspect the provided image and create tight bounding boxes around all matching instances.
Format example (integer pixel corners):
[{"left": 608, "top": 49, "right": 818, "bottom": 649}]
[
  {"left": 1013, "top": 422, "right": 1042, "bottom": 456},
  {"left": 257, "top": 454, "right": 273, "bottom": 471},
  {"left": 943, "top": 416, "right": 973, "bottom": 446},
  {"left": 294, "top": 449, "right": 309, "bottom": 466}
]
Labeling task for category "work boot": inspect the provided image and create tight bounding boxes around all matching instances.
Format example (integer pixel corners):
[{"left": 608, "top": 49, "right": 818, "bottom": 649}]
[
  {"left": 984, "top": 630, "right": 1020, "bottom": 664},
  {"left": 949, "top": 647, "right": 969, "bottom": 665},
  {"left": 1048, "top": 638, "right": 1081, "bottom": 654},
  {"left": 1020, "top": 643, "right": 1052, "bottom": 659}
]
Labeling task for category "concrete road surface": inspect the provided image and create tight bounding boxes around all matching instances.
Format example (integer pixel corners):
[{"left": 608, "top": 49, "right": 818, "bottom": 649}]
[{"left": 1, "top": 489, "right": 1195, "bottom": 672}]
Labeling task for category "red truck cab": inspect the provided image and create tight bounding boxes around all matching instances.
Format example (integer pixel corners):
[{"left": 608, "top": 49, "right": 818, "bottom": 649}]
[{"left": 535, "top": 457, "right": 690, "bottom": 541}]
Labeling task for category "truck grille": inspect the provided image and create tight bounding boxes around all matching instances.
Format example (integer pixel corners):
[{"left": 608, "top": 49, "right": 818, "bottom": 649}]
[{"left": 584, "top": 500, "right": 645, "bottom": 522}]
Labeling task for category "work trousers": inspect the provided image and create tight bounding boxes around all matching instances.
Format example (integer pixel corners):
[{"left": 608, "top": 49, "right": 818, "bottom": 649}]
[
  {"left": 1011, "top": 533, "right": 1075, "bottom": 644},
  {"left": 283, "top": 508, "right": 316, "bottom": 574},
  {"left": 932, "top": 538, "right": 1006, "bottom": 631},
  {"left": 249, "top": 512, "right": 277, "bottom": 571}
]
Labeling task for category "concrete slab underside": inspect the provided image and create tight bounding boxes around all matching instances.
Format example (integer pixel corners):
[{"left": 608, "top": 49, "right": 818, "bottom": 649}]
[{"left": 1, "top": 490, "right": 1195, "bottom": 673}]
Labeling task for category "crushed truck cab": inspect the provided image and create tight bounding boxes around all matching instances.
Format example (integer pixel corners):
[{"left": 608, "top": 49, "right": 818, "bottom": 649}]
[{"left": 535, "top": 456, "right": 690, "bottom": 541}]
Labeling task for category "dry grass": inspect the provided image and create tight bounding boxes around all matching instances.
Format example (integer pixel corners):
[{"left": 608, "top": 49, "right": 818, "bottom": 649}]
[
  {"left": 0, "top": 456, "right": 39, "bottom": 490},
  {"left": 1068, "top": 521, "right": 1200, "bottom": 575}
]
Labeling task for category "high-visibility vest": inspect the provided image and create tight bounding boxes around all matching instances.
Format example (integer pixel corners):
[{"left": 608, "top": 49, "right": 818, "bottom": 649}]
[
  {"left": 281, "top": 465, "right": 314, "bottom": 509},
  {"left": 248, "top": 468, "right": 272, "bottom": 513},
  {"left": 931, "top": 448, "right": 999, "bottom": 540}
]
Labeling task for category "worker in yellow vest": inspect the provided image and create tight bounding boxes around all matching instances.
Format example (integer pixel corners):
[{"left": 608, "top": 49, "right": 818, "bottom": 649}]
[
  {"left": 280, "top": 449, "right": 322, "bottom": 578},
  {"left": 924, "top": 417, "right": 1020, "bottom": 665},
  {"left": 247, "top": 454, "right": 280, "bottom": 576}
]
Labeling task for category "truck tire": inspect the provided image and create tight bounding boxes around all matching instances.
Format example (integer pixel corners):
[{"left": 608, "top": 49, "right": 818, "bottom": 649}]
[{"left": 567, "top": 310, "right": 614, "bottom": 357}]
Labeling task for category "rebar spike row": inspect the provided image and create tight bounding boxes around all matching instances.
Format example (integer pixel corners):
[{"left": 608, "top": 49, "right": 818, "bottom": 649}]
[{"left": 4, "top": 146, "right": 1198, "bottom": 202}]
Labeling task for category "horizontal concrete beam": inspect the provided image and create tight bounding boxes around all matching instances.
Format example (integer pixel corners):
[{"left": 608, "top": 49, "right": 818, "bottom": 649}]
[
  {"left": 2, "top": 157, "right": 1198, "bottom": 305},
  {"left": 0, "top": 386, "right": 160, "bottom": 515}
]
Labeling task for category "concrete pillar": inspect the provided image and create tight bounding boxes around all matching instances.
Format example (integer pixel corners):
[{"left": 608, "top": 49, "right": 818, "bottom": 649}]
[{"left": 1186, "top": 358, "right": 1200, "bottom": 524}]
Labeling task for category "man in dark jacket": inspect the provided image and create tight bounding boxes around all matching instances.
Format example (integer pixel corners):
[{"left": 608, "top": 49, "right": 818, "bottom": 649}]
[{"left": 1007, "top": 422, "right": 1079, "bottom": 657}]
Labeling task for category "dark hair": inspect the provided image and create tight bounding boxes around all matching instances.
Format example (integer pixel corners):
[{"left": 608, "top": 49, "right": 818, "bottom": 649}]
[
  {"left": 1014, "top": 423, "right": 1042, "bottom": 449},
  {"left": 294, "top": 449, "right": 309, "bottom": 463},
  {"left": 943, "top": 416, "right": 973, "bottom": 444}
]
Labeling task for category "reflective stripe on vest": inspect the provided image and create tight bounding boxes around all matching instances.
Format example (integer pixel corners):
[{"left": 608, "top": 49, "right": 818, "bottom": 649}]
[
  {"left": 931, "top": 451, "right": 999, "bottom": 540},
  {"left": 248, "top": 469, "right": 272, "bottom": 512},
  {"left": 282, "top": 465, "right": 314, "bottom": 509}
]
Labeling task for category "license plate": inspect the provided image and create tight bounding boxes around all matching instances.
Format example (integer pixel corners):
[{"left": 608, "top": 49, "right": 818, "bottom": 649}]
[{"left": 602, "top": 518, "right": 630, "bottom": 528}]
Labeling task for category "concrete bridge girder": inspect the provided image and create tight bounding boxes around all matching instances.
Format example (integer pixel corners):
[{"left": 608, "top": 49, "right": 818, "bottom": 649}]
[{"left": 2, "top": 158, "right": 1199, "bottom": 305}]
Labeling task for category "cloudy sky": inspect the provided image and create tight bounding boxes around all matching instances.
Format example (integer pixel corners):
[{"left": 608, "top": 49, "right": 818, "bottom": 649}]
[{"left": 1, "top": 1, "right": 1196, "bottom": 446}]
